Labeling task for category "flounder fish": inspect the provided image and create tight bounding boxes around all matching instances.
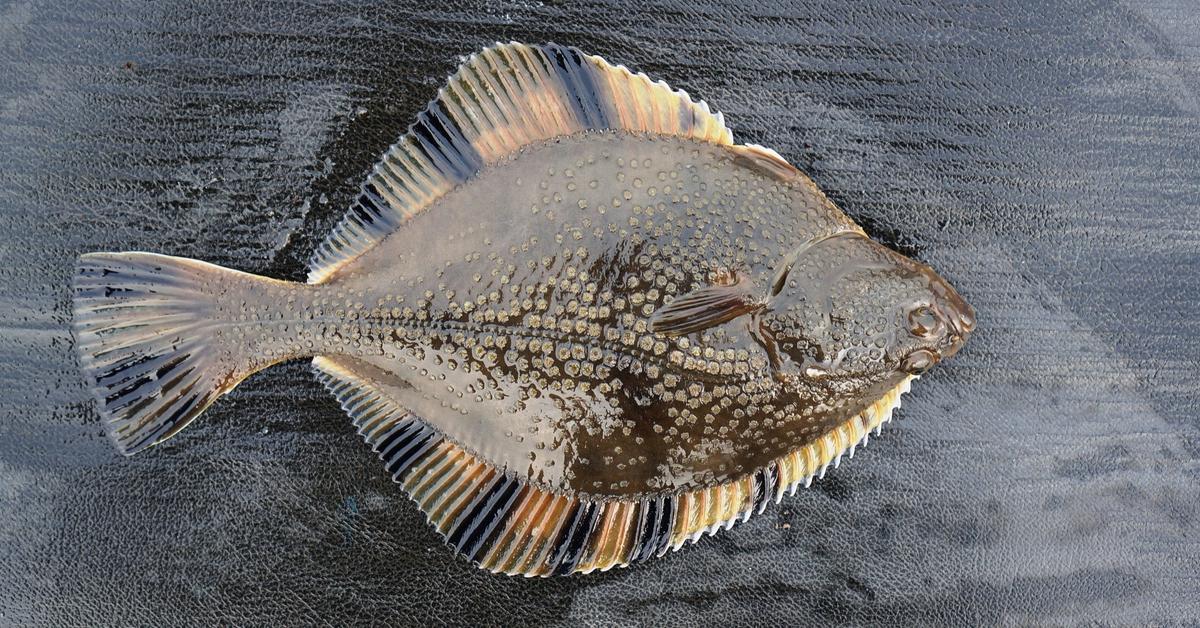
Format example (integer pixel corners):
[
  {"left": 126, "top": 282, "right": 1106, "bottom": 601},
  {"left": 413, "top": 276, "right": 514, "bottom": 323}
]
[{"left": 73, "top": 42, "right": 975, "bottom": 575}]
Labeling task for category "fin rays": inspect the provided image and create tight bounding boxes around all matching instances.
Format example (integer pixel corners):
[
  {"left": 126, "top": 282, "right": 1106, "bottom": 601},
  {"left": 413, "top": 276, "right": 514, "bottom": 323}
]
[
  {"left": 307, "top": 42, "right": 734, "bottom": 283},
  {"left": 312, "top": 354, "right": 914, "bottom": 576}
]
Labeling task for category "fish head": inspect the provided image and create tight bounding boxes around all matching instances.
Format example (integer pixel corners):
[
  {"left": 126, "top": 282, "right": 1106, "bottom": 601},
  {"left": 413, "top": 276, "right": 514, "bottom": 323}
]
[{"left": 761, "top": 231, "right": 974, "bottom": 385}]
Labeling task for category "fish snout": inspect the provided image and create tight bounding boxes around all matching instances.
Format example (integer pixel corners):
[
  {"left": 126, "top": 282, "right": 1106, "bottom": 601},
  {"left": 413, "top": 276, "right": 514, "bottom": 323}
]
[
  {"left": 938, "top": 290, "right": 975, "bottom": 339},
  {"left": 902, "top": 267, "right": 975, "bottom": 371},
  {"left": 929, "top": 282, "right": 974, "bottom": 362}
]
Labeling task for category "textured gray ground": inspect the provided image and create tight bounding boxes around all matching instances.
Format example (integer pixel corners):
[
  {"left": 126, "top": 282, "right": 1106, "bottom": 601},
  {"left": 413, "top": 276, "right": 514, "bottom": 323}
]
[{"left": 1, "top": 0, "right": 1198, "bottom": 625}]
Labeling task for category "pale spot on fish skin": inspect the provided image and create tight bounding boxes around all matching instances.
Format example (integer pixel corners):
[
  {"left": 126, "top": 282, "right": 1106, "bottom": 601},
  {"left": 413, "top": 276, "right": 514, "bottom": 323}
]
[{"left": 319, "top": 132, "right": 893, "bottom": 498}]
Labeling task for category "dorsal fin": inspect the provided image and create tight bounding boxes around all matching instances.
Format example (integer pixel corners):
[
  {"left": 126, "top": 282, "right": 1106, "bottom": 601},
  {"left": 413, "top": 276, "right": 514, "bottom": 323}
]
[
  {"left": 312, "top": 355, "right": 914, "bottom": 576},
  {"left": 733, "top": 143, "right": 803, "bottom": 181},
  {"left": 307, "top": 42, "right": 735, "bottom": 283}
]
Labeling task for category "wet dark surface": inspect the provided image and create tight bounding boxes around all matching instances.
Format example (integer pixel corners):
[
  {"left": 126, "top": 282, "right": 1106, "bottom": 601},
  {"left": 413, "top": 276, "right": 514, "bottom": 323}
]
[{"left": 2, "top": 0, "right": 1198, "bottom": 625}]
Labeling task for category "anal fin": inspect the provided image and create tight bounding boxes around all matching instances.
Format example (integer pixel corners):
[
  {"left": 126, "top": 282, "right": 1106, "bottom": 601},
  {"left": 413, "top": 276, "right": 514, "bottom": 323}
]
[
  {"left": 313, "top": 354, "right": 916, "bottom": 576},
  {"left": 311, "top": 356, "right": 442, "bottom": 482}
]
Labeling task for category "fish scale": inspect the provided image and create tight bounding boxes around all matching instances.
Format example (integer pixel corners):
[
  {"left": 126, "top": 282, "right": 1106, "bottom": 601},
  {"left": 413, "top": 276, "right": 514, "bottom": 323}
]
[
  {"left": 71, "top": 42, "right": 974, "bottom": 575},
  {"left": 325, "top": 131, "right": 869, "bottom": 498}
]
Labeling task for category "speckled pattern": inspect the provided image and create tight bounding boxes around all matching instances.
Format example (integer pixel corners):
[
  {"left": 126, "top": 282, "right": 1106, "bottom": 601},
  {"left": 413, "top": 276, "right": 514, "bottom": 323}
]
[
  {"left": 69, "top": 43, "right": 973, "bottom": 576},
  {"left": 1, "top": 0, "right": 1198, "bottom": 625},
  {"left": 301, "top": 131, "right": 964, "bottom": 500}
]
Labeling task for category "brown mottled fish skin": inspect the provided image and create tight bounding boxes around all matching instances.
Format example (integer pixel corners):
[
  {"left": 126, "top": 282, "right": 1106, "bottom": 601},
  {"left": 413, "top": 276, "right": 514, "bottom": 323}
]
[
  {"left": 72, "top": 42, "right": 974, "bottom": 575},
  {"left": 312, "top": 131, "right": 969, "bottom": 498}
]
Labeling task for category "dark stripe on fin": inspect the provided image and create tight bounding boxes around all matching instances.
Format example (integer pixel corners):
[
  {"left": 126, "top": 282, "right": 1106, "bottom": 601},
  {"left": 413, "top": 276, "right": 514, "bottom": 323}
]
[
  {"left": 753, "top": 463, "right": 776, "bottom": 514},
  {"left": 447, "top": 476, "right": 524, "bottom": 562},
  {"left": 630, "top": 497, "right": 674, "bottom": 563},
  {"left": 374, "top": 417, "right": 441, "bottom": 481},
  {"left": 382, "top": 429, "right": 439, "bottom": 481},
  {"left": 628, "top": 499, "right": 657, "bottom": 564},
  {"left": 412, "top": 100, "right": 481, "bottom": 183},
  {"left": 652, "top": 497, "right": 677, "bottom": 558},
  {"left": 348, "top": 185, "right": 398, "bottom": 232},
  {"left": 550, "top": 501, "right": 601, "bottom": 576},
  {"left": 545, "top": 44, "right": 609, "bottom": 130}
]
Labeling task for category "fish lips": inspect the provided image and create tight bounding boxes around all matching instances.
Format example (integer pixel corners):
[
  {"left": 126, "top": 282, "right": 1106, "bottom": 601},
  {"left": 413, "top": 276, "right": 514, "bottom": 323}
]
[{"left": 929, "top": 285, "right": 975, "bottom": 362}]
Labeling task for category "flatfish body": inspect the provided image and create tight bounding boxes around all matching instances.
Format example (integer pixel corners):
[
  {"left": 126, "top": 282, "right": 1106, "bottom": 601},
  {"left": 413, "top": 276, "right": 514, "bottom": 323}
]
[{"left": 72, "top": 43, "right": 975, "bottom": 575}]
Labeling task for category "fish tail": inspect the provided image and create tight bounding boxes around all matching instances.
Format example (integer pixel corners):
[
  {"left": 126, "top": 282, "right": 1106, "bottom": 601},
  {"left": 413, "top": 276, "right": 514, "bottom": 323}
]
[{"left": 73, "top": 252, "right": 308, "bottom": 455}]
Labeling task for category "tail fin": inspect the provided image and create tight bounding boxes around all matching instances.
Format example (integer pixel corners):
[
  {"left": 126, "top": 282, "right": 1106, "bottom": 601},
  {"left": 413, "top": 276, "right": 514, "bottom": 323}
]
[{"left": 72, "top": 252, "right": 277, "bottom": 455}]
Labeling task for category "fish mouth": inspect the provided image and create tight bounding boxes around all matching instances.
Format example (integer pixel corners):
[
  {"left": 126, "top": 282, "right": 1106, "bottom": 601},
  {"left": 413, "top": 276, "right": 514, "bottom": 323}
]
[
  {"left": 928, "top": 280, "right": 975, "bottom": 364},
  {"left": 939, "top": 290, "right": 975, "bottom": 339},
  {"left": 935, "top": 286, "right": 974, "bottom": 353}
]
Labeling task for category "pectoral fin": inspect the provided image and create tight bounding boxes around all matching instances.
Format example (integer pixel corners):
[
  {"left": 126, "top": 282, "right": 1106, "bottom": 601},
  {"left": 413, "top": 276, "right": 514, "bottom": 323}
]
[{"left": 649, "top": 275, "right": 762, "bottom": 336}]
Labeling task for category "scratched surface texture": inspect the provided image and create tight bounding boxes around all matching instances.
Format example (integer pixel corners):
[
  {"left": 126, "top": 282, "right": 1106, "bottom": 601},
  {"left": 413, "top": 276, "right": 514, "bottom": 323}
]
[{"left": 1, "top": 0, "right": 1198, "bottom": 625}]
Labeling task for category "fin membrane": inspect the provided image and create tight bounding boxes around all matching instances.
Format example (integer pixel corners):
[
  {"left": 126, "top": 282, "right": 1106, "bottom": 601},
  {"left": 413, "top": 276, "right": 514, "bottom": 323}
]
[
  {"left": 73, "top": 253, "right": 255, "bottom": 454},
  {"left": 733, "top": 143, "right": 803, "bottom": 182},
  {"left": 313, "top": 355, "right": 915, "bottom": 576},
  {"left": 649, "top": 274, "right": 762, "bottom": 336},
  {"left": 308, "top": 42, "right": 735, "bottom": 283}
]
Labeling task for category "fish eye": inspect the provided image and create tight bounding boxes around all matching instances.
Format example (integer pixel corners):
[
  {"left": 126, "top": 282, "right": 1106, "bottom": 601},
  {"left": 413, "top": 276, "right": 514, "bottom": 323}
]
[
  {"left": 900, "top": 348, "right": 938, "bottom": 374},
  {"left": 906, "top": 305, "right": 942, "bottom": 339}
]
